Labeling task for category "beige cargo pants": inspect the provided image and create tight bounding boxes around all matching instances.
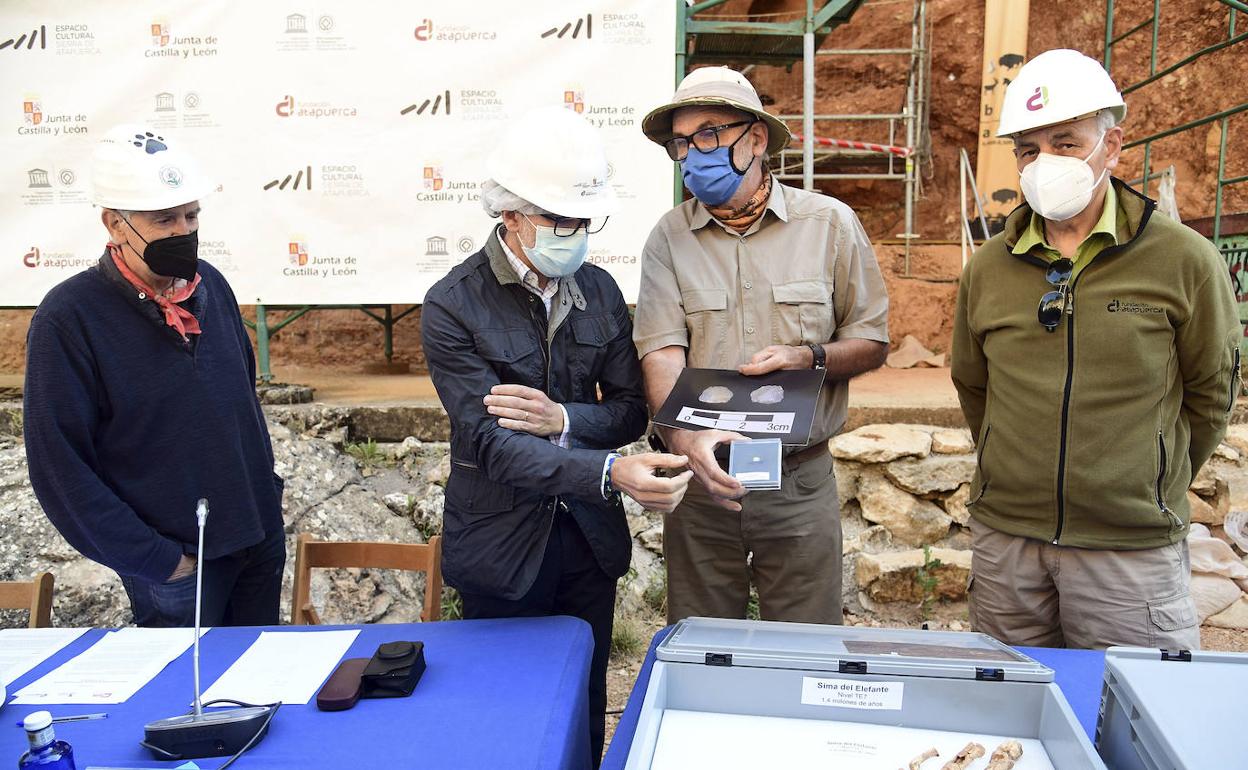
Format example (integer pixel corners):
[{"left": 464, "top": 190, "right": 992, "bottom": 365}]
[{"left": 969, "top": 518, "right": 1200, "bottom": 650}]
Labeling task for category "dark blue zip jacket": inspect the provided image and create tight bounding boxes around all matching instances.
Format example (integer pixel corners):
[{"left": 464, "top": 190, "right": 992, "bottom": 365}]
[
  {"left": 23, "top": 254, "right": 284, "bottom": 584},
  {"left": 421, "top": 228, "right": 646, "bottom": 600}
]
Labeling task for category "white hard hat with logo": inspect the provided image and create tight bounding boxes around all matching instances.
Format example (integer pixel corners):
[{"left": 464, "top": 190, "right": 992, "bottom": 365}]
[
  {"left": 486, "top": 105, "right": 618, "bottom": 219},
  {"left": 996, "top": 49, "right": 1126, "bottom": 137},
  {"left": 90, "top": 123, "right": 215, "bottom": 211}
]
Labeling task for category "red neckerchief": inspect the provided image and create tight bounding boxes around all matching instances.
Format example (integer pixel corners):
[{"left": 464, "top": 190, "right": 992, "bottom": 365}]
[{"left": 108, "top": 243, "right": 202, "bottom": 340}]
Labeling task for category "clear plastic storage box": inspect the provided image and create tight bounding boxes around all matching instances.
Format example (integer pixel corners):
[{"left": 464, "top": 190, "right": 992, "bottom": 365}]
[{"left": 624, "top": 617, "right": 1106, "bottom": 770}]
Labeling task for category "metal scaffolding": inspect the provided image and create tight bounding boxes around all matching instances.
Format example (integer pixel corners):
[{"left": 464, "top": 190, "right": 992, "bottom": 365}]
[
  {"left": 1104, "top": 0, "right": 1247, "bottom": 245},
  {"left": 1104, "top": 0, "right": 1248, "bottom": 355},
  {"left": 679, "top": 0, "right": 930, "bottom": 268}
]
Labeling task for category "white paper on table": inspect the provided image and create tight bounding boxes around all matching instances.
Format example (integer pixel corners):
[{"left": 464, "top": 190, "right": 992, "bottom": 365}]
[
  {"left": 650, "top": 710, "right": 1056, "bottom": 770},
  {"left": 12, "top": 627, "right": 203, "bottom": 704},
  {"left": 0, "top": 627, "right": 89, "bottom": 685},
  {"left": 200, "top": 629, "right": 359, "bottom": 705}
]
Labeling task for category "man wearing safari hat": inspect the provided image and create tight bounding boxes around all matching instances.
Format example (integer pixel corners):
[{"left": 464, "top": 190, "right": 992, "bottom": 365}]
[
  {"left": 633, "top": 67, "right": 890, "bottom": 625},
  {"left": 422, "top": 106, "right": 691, "bottom": 766},
  {"left": 24, "top": 125, "right": 286, "bottom": 627},
  {"left": 952, "top": 49, "right": 1240, "bottom": 649}
]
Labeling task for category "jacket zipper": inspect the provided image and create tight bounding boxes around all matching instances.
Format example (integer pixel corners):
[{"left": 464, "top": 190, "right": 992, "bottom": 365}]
[
  {"left": 526, "top": 295, "right": 554, "bottom": 393},
  {"left": 970, "top": 426, "right": 992, "bottom": 504},
  {"left": 1053, "top": 289, "right": 1076, "bottom": 544},
  {"left": 1009, "top": 184, "right": 1154, "bottom": 546},
  {"left": 1228, "top": 348, "right": 1241, "bottom": 413},
  {"left": 1154, "top": 432, "right": 1184, "bottom": 531},
  {"left": 1155, "top": 431, "right": 1169, "bottom": 514}
]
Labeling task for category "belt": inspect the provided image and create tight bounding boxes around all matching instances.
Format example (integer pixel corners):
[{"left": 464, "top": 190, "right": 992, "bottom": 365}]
[{"left": 784, "top": 441, "right": 831, "bottom": 468}]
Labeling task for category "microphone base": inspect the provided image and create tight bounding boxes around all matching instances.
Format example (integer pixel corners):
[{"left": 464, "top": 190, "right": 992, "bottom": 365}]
[{"left": 141, "top": 705, "right": 274, "bottom": 759}]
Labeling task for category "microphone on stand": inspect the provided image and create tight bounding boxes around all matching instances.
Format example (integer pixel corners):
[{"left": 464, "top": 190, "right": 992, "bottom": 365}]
[{"left": 141, "top": 498, "right": 279, "bottom": 760}]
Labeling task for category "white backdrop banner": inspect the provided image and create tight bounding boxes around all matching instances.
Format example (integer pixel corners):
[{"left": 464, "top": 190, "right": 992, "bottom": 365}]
[{"left": 0, "top": 1, "right": 676, "bottom": 305}]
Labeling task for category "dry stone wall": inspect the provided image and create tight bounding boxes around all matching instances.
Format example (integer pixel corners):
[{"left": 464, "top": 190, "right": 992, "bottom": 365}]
[{"left": 3, "top": 414, "right": 1247, "bottom": 630}]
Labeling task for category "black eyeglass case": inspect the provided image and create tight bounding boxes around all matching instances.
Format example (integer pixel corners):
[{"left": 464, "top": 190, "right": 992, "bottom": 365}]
[{"left": 360, "top": 640, "right": 426, "bottom": 698}]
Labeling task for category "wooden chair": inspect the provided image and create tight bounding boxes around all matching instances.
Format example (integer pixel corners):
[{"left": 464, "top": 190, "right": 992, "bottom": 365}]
[
  {"left": 0, "top": 572, "right": 55, "bottom": 628},
  {"left": 291, "top": 534, "right": 443, "bottom": 625}
]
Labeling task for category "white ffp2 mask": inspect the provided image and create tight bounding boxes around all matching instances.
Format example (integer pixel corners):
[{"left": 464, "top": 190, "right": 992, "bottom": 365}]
[{"left": 1019, "top": 131, "right": 1108, "bottom": 222}]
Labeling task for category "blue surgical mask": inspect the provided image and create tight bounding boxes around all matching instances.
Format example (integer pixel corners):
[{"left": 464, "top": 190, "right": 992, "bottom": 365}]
[
  {"left": 520, "top": 215, "right": 588, "bottom": 278},
  {"left": 680, "top": 125, "right": 760, "bottom": 207},
  {"left": 681, "top": 146, "right": 748, "bottom": 206}
]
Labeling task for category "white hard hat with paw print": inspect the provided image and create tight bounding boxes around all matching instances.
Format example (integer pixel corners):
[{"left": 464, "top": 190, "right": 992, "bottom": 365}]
[{"left": 90, "top": 124, "right": 215, "bottom": 211}]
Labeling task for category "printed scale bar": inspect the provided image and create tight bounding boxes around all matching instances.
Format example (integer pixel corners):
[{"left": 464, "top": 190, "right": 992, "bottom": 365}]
[{"left": 676, "top": 407, "right": 796, "bottom": 433}]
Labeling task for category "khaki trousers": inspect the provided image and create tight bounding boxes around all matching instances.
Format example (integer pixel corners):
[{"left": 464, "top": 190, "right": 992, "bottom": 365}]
[
  {"left": 663, "top": 452, "right": 842, "bottom": 625},
  {"left": 969, "top": 518, "right": 1200, "bottom": 650}
]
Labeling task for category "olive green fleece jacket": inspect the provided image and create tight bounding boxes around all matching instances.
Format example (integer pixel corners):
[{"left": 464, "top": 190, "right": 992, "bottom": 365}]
[{"left": 952, "top": 179, "right": 1241, "bottom": 550}]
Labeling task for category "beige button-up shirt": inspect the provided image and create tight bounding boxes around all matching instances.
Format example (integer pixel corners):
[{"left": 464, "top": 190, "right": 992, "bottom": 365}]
[{"left": 633, "top": 177, "right": 890, "bottom": 443}]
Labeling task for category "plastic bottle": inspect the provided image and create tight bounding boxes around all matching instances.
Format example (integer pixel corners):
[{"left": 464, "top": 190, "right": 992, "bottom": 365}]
[{"left": 18, "top": 711, "right": 76, "bottom": 769}]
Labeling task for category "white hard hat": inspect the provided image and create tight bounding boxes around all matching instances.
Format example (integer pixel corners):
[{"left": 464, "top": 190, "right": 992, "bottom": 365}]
[
  {"left": 642, "top": 66, "right": 791, "bottom": 156},
  {"left": 486, "top": 106, "right": 617, "bottom": 219},
  {"left": 996, "top": 49, "right": 1126, "bottom": 137},
  {"left": 91, "top": 124, "right": 214, "bottom": 211}
]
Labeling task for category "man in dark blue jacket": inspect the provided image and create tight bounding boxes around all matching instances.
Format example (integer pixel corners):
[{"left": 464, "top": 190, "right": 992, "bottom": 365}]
[
  {"left": 23, "top": 125, "right": 285, "bottom": 628},
  {"left": 421, "top": 107, "right": 691, "bottom": 767}
]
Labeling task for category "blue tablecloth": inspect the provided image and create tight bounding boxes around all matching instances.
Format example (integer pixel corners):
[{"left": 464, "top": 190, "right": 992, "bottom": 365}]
[
  {"left": 601, "top": 627, "right": 1107, "bottom": 770},
  {"left": 2, "top": 617, "right": 592, "bottom": 770}
]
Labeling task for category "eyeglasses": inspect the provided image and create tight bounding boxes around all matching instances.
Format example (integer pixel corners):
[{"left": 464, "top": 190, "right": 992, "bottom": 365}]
[
  {"left": 1037, "top": 258, "right": 1075, "bottom": 332},
  {"left": 546, "top": 216, "right": 609, "bottom": 237},
  {"left": 663, "top": 120, "right": 757, "bottom": 161}
]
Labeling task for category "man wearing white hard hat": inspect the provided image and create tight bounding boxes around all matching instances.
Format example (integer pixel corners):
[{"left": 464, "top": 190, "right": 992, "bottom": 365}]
[
  {"left": 421, "top": 106, "right": 691, "bottom": 766},
  {"left": 952, "top": 49, "right": 1239, "bottom": 649},
  {"left": 634, "top": 67, "right": 890, "bottom": 625},
  {"left": 23, "top": 125, "right": 286, "bottom": 628}
]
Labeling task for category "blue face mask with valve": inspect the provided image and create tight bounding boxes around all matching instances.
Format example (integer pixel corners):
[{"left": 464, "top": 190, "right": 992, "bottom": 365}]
[{"left": 521, "top": 215, "right": 588, "bottom": 278}]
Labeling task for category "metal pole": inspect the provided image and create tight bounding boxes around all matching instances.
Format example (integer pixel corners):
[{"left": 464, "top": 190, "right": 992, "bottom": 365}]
[
  {"left": 802, "top": 0, "right": 815, "bottom": 191},
  {"left": 961, "top": 148, "right": 969, "bottom": 267},
  {"left": 817, "top": 47, "right": 915, "bottom": 55},
  {"left": 900, "top": 0, "right": 921, "bottom": 272},
  {"left": 383, "top": 305, "right": 394, "bottom": 363},
  {"left": 1215, "top": 116, "right": 1229, "bottom": 242},
  {"left": 1220, "top": 9, "right": 1239, "bottom": 243},
  {"left": 674, "top": 2, "right": 687, "bottom": 207},
  {"left": 1150, "top": 0, "right": 1161, "bottom": 75},
  {"left": 962, "top": 148, "right": 993, "bottom": 241},
  {"left": 1142, "top": 142, "right": 1153, "bottom": 196},
  {"left": 255, "top": 304, "right": 273, "bottom": 383},
  {"left": 904, "top": 81, "right": 915, "bottom": 273},
  {"left": 1104, "top": 0, "right": 1115, "bottom": 68}
]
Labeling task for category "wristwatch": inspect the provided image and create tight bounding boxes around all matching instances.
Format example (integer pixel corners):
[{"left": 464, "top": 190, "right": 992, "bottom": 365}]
[{"left": 806, "top": 342, "right": 826, "bottom": 370}]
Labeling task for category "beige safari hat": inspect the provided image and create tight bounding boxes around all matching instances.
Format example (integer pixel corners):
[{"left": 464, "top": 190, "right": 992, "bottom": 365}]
[{"left": 642, "top": 66, "right": 792, "bottom": 156}]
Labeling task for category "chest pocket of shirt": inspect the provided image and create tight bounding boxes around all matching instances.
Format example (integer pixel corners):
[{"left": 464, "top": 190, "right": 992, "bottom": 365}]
[
  {"left": 772, "top": 280, "right": 833, "bottom": 345},
  {"left": 682, "top": 289, "right": 728, "bottom": 362},
  {"left": 473, "top": 328, "right": 541, "bottom": 383}
]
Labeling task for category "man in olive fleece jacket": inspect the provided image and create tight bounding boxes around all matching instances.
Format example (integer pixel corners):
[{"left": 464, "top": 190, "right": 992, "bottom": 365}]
[{"left": 952, "top": 51, "right": 1240, "bottom": 650}]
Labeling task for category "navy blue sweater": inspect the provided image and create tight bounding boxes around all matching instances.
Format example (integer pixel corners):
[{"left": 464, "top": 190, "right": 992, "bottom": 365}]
[{"left": 23, "top": 257, "right": 284, "bottom": 584}]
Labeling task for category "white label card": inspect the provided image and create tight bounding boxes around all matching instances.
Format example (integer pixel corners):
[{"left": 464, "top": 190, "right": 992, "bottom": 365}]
[{"left": 800, "top": 677, "right": 904, "bottom": 711}]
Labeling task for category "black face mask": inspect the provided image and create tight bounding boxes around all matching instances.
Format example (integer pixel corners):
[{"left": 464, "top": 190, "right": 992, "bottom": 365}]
[{"left": 122, "top": 217, "right": 199, "bottom": 281}]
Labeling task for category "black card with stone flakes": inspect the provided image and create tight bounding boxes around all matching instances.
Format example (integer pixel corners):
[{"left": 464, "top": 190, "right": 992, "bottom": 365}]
[{"left": 652, "top": 368, "right": 827, "bottom": 446}]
